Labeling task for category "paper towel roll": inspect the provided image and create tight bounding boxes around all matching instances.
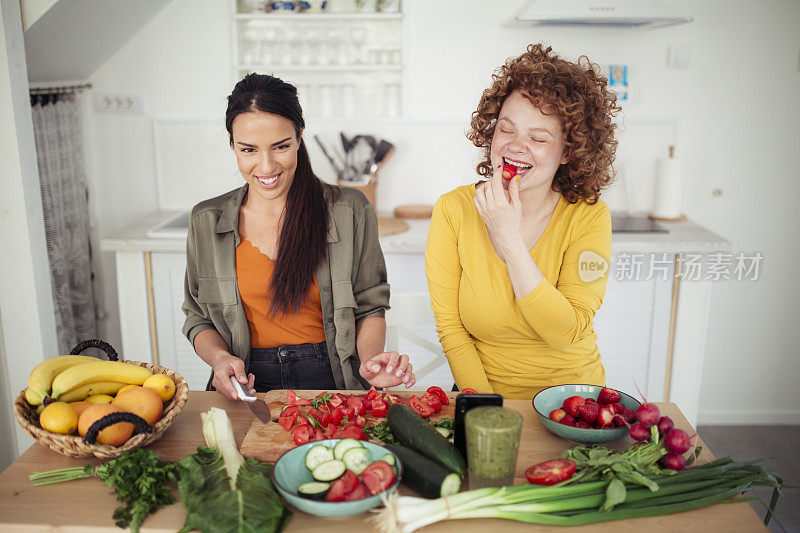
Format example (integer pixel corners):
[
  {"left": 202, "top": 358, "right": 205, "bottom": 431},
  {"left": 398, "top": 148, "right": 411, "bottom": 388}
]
[{"left": 651, "top": 150, "right": 683, "bottom": 220}]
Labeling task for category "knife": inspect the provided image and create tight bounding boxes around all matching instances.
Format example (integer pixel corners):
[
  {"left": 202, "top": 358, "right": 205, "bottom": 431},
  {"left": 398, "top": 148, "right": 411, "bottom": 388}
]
[{"left": 229, "top": 376, "right": 271, "bottom": 424}]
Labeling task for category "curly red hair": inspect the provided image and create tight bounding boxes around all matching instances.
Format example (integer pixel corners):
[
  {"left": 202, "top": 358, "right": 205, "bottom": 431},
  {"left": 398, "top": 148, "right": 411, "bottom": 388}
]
[{"left": 467, "top": 44, "right": 621, "bottom": 205}]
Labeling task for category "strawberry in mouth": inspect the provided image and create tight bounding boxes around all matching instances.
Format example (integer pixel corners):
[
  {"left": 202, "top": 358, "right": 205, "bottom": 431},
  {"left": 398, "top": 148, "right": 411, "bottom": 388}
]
[{"left": 502, "top": 157, "right": 533, "bottom": 178}]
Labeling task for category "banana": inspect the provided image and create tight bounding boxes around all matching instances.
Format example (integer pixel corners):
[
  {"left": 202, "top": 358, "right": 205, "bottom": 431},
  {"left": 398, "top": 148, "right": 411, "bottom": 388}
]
[
  {"left": 26, "top": 355, "right": 98, "bottom": 405},
  {"left": 51, "top": 361, "right": 153, "bottom": 399},
  {"left": 57, "top": 381, "right": 129, "bottom": 403}
]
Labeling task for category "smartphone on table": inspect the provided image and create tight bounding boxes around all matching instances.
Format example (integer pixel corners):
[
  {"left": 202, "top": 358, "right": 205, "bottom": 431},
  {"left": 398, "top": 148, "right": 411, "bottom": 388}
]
[{"left": 453, "top": 393, "right": 504, "bottom": 466}]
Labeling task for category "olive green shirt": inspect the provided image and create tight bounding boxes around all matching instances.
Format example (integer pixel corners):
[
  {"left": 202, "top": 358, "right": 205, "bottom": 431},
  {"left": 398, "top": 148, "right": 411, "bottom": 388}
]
[{"left": 182, "top": 183, "right": 389, "bottom": 390}]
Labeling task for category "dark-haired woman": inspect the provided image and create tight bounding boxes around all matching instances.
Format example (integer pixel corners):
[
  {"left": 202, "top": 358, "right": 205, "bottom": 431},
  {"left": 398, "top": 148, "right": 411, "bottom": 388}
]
[
  {"left": 425, "top": 44, "right": 619, "bottom": 399},
  {"left": 183, "top": 73, "right": 415, "bottom": 400}
]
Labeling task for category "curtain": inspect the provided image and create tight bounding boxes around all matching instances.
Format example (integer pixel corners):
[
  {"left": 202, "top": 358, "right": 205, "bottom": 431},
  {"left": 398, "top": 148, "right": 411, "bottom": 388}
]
[{"left": 31, "top": 92, "right": 97, "bottom": 354}]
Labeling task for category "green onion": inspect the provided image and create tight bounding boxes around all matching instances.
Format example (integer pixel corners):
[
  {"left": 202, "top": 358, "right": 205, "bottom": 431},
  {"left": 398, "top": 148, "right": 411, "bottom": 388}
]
[
  {"left": 201, "top": 406, "right": 244, "bottom": 490},
  {"left": 371, "top": 457, "right": 782, "bottom": 532}
]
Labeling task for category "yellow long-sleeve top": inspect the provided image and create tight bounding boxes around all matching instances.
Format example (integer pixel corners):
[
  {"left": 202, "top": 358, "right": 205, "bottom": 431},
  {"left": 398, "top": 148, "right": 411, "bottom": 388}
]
[{"left": 425, "top": 184, "right": 612, "bottom": 399}]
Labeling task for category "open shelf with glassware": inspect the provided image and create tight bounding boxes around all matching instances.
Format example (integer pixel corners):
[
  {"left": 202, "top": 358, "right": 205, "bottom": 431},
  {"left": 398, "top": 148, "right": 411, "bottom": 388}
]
[{"left": 231, "top": 2, "right": 405, "bottom": 120}]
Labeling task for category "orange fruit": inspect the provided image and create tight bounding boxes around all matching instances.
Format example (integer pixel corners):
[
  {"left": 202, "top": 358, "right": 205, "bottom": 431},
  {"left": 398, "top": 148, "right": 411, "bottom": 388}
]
[
  {"left": 116, "top": 384, "right": 140, "bottom": 395},
  {"left": 78, "top": 404, "right": 134, "bottom": 446},
  {"left": 68, "top": 401, "right": 92, "bottom": 419},
  {"left": 39, "top": 402, "right": 78, "bottom": 435},
  {"left": 112, "top": 387, "right": 163, "bottom": 425}
]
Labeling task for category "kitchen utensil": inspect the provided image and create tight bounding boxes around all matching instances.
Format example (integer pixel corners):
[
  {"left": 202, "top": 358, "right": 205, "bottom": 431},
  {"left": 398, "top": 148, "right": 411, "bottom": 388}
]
[
  {"left": 230, "top": 376, "right": 272, "bottom": 424},
  {"left": 531, "top": 384, "right": 641, "bottom": 444},
  {"left": 373, "top": 139, "right": 394, "bottom": 166},
  {"left": 339, "top": 132, "right": 355, "bottom": 154},
  {"left": 272, "top": 439, "right": 402, "bottom": 517},
  {"left": 314, "top": 135, "right": 344, "bottom": 176}
]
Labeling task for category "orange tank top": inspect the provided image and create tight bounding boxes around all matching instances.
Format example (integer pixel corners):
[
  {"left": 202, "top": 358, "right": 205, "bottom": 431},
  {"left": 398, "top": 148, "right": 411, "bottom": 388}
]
[{"left": 235, "top": 237, "right": 326, "bottom": 349}]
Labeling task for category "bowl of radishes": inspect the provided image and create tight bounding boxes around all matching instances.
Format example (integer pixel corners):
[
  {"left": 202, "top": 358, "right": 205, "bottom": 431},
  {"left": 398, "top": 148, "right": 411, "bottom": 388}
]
[{"left": 532, "top": 384, "right": 641, "bottom": 444}]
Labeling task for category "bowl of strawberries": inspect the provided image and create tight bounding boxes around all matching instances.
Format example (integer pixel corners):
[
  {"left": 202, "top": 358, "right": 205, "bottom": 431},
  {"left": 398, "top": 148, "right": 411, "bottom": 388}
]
[{"left": 532, "top": 384, "right": 641, "bottom": 444}]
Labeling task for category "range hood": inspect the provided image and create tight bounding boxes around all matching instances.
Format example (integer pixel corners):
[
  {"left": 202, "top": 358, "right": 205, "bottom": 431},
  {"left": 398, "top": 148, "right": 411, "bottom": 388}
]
[{"left": 516, "top": 0, "right": 692, "bottom": 28}]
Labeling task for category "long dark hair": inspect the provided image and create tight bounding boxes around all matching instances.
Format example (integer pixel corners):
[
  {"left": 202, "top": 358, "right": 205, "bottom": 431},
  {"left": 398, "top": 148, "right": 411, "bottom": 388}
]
[{"left": 226, "top": 73, "right": 329, "bottom": 316}]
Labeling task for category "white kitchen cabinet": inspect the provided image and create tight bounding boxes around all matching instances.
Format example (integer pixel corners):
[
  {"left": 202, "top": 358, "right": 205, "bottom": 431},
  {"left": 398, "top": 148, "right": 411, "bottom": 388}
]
[{"left": 231, "top": 2, "right": 405, "bottom": 120}]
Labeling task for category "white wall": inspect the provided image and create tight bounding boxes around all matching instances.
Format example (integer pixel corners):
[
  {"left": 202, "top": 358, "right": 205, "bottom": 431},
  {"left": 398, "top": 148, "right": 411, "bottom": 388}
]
[{"left": 86, "top": 0, "right": 800, "bottom": 423}]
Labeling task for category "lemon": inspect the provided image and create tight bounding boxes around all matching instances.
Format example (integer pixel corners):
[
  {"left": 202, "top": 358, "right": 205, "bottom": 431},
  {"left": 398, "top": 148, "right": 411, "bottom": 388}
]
[
  {"left": 116, "top": 384, "right": 140, "bottom": 395},
  {"left": 85, "top": 394, "right": 114, "bottom": 404},
  {"left": 39, "top": 402, "right": 78, "bottom": 435},
  {"left": 143, "top": 374, "right": 175, "bottom": 402}
]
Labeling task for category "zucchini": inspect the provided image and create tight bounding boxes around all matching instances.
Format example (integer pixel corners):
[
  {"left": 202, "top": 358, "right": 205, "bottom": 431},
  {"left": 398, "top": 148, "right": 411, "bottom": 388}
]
[
  {"left": 333, "top": 438, "right": 364, "bottom": 460},
  {"left": 297, "top": 481, "right": 330, "bottom": 500},
  {"left": 385, "top": 444, "right": 461, "bottom": 499},
  {"left": 387, "top": 404, "right": 465, "bottom": 476},
  {"left": 305, "top": 445, "right": 335, "bottom": 471},
  {"left": 311, "top": 459, "right": 346, "bottom": 482},
  {"left": 342, "top": 446, "right": 371, "bottom": 475}
]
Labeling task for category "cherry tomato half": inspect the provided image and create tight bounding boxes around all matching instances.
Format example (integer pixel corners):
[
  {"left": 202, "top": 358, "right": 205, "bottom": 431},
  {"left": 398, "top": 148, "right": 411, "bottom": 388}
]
[
  {"left": 426, "top": 386, "right": 449, "bottom": 406},
  {"left": 525, "top": 459, "right": 577, "bottom": 485}
]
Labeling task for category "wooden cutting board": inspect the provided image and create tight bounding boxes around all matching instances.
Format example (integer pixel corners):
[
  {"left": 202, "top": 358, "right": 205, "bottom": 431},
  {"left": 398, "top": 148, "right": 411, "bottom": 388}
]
[{"left": 239, "top": 389, "right": 456, "bottom": 463}]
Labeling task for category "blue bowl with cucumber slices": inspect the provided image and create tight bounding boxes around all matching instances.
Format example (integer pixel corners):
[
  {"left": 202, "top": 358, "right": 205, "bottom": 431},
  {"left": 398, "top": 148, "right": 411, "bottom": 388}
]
[{"left": 271, "top": 439, "right": 402, "bottom": 517}]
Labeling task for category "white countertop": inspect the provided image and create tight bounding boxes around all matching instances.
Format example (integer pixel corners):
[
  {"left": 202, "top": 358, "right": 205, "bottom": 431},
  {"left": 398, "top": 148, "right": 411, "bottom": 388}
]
[{"left": 100, "top": 211, "right": 731, "bottom": 255}]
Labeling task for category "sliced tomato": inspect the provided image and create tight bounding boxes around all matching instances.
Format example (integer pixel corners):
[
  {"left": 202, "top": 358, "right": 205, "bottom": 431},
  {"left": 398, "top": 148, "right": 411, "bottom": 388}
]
[
  {"left": 330, "top": 406, "right": 346, "bottom": 426},
  {"left": 324, "top": 423, "right": 338, "bottom": 438},
  {"left": 371, "top": 400, "right": 387, "bottom": 417},
  {"left": 325, "top": 477, "right": 349, "bottom": 502},
  {"left": 408, "top": 395, "right": 436, "bottom": 418},
  {"left": 525, "top": 459, "right": 577, "bottom": 485},
  {"left": 286, "top": 389, "right": 312, "bottom": 406},
  {"left": 278, "top": 412, "right": 297, "bottom": 431},
  {"left": 365, "top": 386, "right": 379, "bottom": 401},
  {"left": 313, "top": 428, "right": 325, "bottom": 441},
  {"left": 460, "top": 388, "right": 479, "bottom": 394},
  {"left": 280, "top": 404, "right": 299, "bottom": 417},
  {"left": 295, "top": 415, "right": 310, "bottom": 427},
  {"left": 346, "top": 396, "right": 366, "bottom": 416},
  {"left": 360, "top": 461, "right": 396, "bottom": 494},
  {"left": 308, "top": 409, "right": 331, "bottom": 428},
  {"left": 340, "top": 406, "right": 355, "bottom": 422},
  {"left": 335, "top": 424, "right": 367, "bottom": 441},
  {"left": 291, "top": 425, "right": 314, "bottom": 446},
  {"left": 385, "top": 394, "right": 402, "bottom": 404},
  {"left": 420, "top": 392, "right": 442, "bottom": 413},
  {"left": 426, "top": 386, "right": 449, "bottom": 406},
  {"left": 343, "top": 482, "right": 371, "bottom": 501},
  {"left": 330, "top": 393, "right": 346, "bottom": 408}
]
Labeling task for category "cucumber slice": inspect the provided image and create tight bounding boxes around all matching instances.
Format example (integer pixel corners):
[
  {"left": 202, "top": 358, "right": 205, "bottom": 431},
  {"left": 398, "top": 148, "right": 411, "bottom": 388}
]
[
  {"left": 305, "top": 445, "right": 335, "bottom": 471},
  {"left": 333, "top": 438, "right": 364, "bottom": 460},
  {"left": 297, "top": 481, "right": 330, "bottom": 500},
  {"left": 342, "top": 446, "right": 371, "bottom": 474},
  {"left": 311, "top": 459, "right": 346, "bottom": 482},
  {"left": 434, "top": 427, "right": 451, "bottom": 438},
  {"left": 380, "top": 453, "right": 396, "bottom": 466}
]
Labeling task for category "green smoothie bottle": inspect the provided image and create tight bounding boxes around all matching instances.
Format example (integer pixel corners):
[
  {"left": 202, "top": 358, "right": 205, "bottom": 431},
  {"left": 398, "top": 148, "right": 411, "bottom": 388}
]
[{"left": 465, "top": 406, "right": 523, "bottom": 489}]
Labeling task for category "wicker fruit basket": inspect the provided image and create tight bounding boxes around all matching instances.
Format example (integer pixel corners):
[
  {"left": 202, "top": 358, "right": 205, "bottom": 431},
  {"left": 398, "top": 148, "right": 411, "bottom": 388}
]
[{"left": 13, "top": 340, "right": 189, "bottom": 459}]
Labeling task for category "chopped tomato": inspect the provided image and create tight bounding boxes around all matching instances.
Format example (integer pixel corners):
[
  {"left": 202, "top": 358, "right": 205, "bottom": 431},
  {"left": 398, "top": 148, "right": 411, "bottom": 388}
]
[
  {"left": 324, "top": 423, "right": 338, "bottom": 439},
  {"left": 335, "top": 424, "right": 367, "bottom": 441},
  {"left": 340, "top": 406, "right": 355, "bottom": 422},
  {"left": 313, "top": 427, "right": 325, "bottom": 441},
  {"left": 371, "top": 400, "right": 387, "bottom": 417},
  {"left": 426, "top": 386, "right": 449, "bottom": 406},
  {"left": 385, "top": 394, "right": 402, "bottom": 404},
  {"left": 291, "top": 425, "right": 314, "bottom": 446},
  {"left": 308, "top": 409, "right": 331, "bottom": 428},
  {"left": 344, "top": 482, "right": 371, "bottom": 501},
  {"left": 330, "top": 393, "right": 346, "bottom": 408},
  {"left": 295, "top": 415, "right": 310, "bottom": 427},
  {"left": 280, "top": 404, "right": 299, "bottom": 417},
  {"left": 330, "top": 406, "right": 346, "bottom": 426},
  {"left": 420, "top": 392, "right": 442, "bottom": 413},
  {"left": 278, "top": 412, "right": 297, "bottom": 431},
  {"left": 525, "top": 459, "right": 577, "bottom": 485},
  {"left": 365, "top": 386, "right": 379, "bottom": 401},
  {"left": 346, "top": 396, "right": 366, "bottom": 416},
  {"left": 409, "top": 395, "right": 436, "bottom": 418},
  {"left": 355, "top": 415, "right": 366, "bottom": 427},
  {"left": 286, "top": 389, "right": 312, "bottom": 406},
  {"left": 460, "top": 388, "right": 478, "bottom": 394},
  {"left": 360, "top": 461, "right": 396, "bottom": 494}
]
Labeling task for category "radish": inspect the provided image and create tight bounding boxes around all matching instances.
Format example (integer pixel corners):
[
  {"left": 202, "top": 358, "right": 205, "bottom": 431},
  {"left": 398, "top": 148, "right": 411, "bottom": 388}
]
[
  {"left": 636, "top": 403, "right": 660, "bottom": 428},
  {"left": 662, "top": 452, "right": 687, "bottom": 471},
  {"left": 664, "top": 429, "right": 693, "bottom": 454},
  {"left": 629, "top": 423, "right": 650, "bottom": 441},
  {"left": 657, "top": 416, "right": 674, "bottom": 435}
]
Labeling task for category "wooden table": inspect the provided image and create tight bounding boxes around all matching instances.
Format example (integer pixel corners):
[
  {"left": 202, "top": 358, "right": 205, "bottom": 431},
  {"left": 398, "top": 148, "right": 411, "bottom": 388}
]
[{"left": 0, "top": 392, "right": 767, "bottom": 532}]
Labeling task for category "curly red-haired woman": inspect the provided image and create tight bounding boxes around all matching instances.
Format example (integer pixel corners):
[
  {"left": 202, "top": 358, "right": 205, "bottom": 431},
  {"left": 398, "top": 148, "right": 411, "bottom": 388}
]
[{"left": 426, "top": 44, "right": 620, "bottom": 399}]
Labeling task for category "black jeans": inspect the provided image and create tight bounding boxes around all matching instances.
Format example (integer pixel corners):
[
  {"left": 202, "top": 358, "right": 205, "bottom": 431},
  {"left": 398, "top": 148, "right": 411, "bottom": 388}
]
[{"left": 249, "top": 341, "right": 337, "bottom": 393}]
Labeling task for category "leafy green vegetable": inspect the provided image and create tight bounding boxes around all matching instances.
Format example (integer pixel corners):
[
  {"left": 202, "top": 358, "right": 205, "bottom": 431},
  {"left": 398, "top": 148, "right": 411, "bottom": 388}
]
[
  {"left": 30, "top": 449, "right": 177, "bottom": 533},
  {"left": 364, "top": 416, "right": 455, "bottom": 445},
  {"left": 177, "top": 446, "right": 291, "bottom": 533}
]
